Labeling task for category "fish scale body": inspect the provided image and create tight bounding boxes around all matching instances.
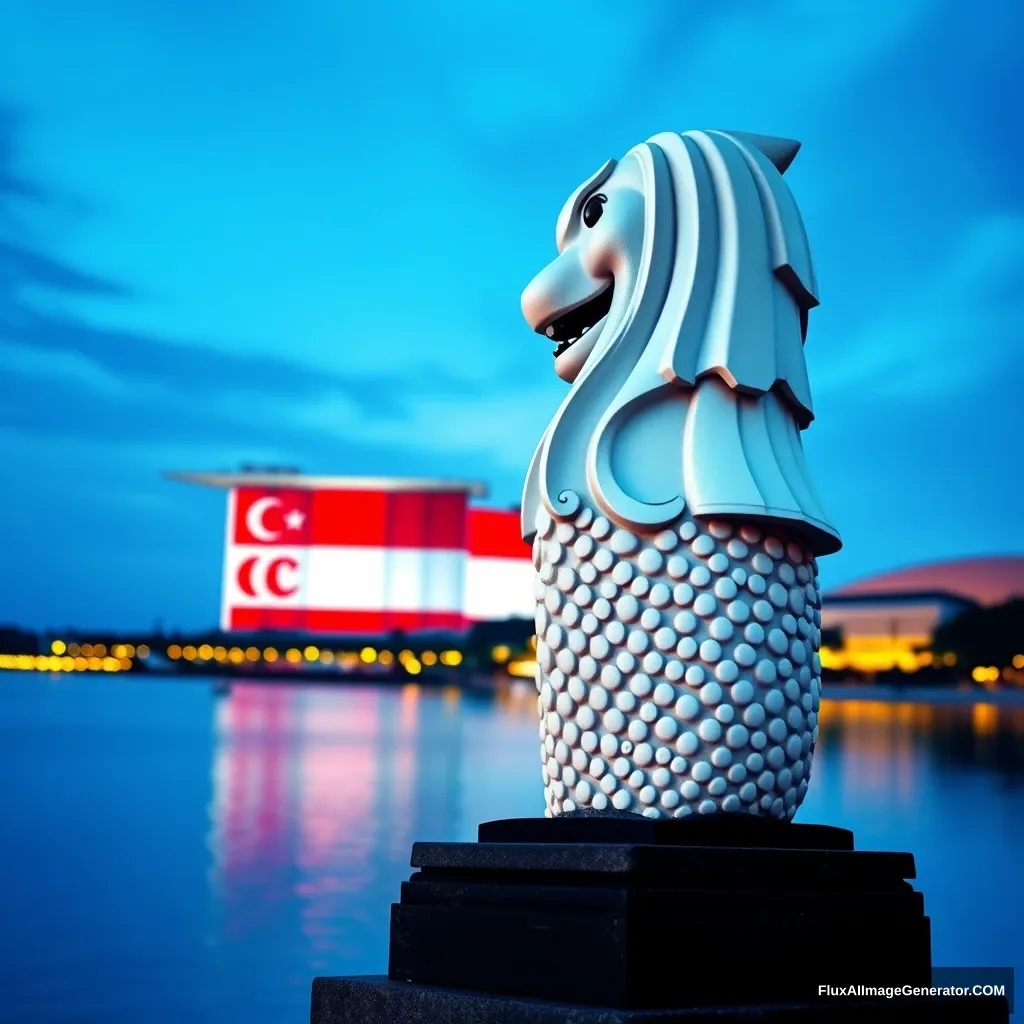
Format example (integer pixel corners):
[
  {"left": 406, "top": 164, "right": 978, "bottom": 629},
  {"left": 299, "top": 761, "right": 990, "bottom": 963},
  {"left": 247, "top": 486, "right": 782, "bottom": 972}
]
[{"left": 532, "top": 501, "right": 822, "bottom": 820}]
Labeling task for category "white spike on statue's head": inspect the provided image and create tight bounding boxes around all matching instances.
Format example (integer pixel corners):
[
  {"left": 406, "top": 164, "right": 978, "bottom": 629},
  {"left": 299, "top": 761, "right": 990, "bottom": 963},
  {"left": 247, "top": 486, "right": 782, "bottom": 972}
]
[{"left": 521, "top": 129, "right": 841, "bottom": 558}]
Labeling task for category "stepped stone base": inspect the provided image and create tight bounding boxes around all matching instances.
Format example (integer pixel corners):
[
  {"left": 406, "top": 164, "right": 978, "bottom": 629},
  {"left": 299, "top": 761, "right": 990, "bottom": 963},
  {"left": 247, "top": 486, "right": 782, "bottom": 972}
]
[
  {"left": 311, "top": 815, "right": 1010, "bottom": 1023},
  {"left": 311, "top": 977, "right": 1009, "bottom": 1023}
]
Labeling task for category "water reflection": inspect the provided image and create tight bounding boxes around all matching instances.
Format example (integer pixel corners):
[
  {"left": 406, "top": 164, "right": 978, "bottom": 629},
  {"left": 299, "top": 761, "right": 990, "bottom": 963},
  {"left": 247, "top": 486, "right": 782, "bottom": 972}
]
[
  {"left": 199, "top": 682, "right": 1024, "bottom": 1011},
  {"left": 4, "top": 673, "right": 1020, "bottom": 1024},
  {"left": 206, "top": 683, "right": 465, "bottom": 973},
  {"left": 798, "top": 697, "right": 1024, "bottom": 981},
  {"left": 814, "top": 699, "right": 1024, "bottom": 817}
]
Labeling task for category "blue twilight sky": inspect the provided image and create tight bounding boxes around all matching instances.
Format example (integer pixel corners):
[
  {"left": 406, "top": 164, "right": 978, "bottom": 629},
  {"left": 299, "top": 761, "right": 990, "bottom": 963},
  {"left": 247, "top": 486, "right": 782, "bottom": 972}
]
[{"left": 1, "top": 0, "right": 1022, "bottom": 632}]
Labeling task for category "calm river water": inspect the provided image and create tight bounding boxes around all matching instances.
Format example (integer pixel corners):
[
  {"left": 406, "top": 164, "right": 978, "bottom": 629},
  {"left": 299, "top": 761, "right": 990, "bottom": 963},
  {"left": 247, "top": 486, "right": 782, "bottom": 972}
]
[{"left": 1, "top": 674, "right": 1022, "bottom": 1022}]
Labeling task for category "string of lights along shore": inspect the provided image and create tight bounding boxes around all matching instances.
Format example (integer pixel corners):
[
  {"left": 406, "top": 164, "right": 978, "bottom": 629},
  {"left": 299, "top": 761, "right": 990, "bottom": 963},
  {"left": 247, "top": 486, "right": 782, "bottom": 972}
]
[
  {"left": 167, "top": 471, "right": 535, "bottom": 634},
  {"left": 3, "top": 470, "right": 1019, "bottom": 685}
]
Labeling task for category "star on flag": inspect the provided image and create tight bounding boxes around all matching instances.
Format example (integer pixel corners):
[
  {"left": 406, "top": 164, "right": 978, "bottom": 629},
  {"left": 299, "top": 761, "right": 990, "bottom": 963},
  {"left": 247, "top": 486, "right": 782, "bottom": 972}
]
[{"left": 284, "top": 508, "right": 306, "bottom": 531}]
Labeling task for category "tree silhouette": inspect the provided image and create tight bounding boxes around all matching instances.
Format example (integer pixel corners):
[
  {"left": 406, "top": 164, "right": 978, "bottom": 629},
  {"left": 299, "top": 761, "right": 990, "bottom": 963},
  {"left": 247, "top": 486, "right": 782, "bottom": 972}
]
[{"left": 928, "top": 598, "right": 1024, "bottom": 668}]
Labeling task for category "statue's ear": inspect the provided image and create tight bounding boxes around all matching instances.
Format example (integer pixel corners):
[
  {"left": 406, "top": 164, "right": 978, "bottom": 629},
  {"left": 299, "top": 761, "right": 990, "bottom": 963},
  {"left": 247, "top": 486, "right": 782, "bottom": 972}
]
[{"left": 725, "top": 131, "right": 801, "bottom": 174}]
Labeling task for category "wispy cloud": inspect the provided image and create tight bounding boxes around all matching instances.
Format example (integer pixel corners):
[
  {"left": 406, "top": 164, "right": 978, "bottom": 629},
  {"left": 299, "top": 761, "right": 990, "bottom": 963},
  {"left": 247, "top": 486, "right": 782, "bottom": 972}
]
[
  {"left": 816, "top": 214, "right": 1024, "bottom": 398},
  {"left": 1, "top": 0, "right": 1022, "bottom": 628}
]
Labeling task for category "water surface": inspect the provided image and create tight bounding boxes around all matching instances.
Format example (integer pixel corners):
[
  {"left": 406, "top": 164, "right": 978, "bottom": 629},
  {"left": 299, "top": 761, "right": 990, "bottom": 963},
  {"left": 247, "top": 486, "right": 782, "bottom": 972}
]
[{"left": 1, "top": 674, "right": 1021, "bottom": 1022}]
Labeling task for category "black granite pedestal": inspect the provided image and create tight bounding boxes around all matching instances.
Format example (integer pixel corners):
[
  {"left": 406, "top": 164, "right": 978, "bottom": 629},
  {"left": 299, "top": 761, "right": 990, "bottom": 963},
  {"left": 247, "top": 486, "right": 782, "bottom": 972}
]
[{"left": 310, "top": 814, "right": 1010, "bottom": 1022}]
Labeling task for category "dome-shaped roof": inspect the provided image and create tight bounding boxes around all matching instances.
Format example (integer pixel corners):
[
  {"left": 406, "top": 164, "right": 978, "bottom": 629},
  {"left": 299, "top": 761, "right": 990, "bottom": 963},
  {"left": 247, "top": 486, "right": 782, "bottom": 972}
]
[{"left": 830, "top": 556, "right": 1024, "bottom": 607}]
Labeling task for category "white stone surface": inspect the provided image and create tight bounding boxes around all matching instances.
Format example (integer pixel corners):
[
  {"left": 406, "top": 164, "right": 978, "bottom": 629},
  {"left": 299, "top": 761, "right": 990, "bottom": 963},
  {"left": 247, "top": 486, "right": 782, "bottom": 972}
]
[{"left": 519, "top": 129, "right": 841, "bottom": 819}]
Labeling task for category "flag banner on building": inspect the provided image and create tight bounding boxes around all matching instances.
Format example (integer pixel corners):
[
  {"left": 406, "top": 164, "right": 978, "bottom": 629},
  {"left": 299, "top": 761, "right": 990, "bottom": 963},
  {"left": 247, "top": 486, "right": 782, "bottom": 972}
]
[
  {"left": 464, "top": 508, "right": 535, "bottom": 623},
  {"left": 198, "top": 476, "right": 532, "bottom": 636}
]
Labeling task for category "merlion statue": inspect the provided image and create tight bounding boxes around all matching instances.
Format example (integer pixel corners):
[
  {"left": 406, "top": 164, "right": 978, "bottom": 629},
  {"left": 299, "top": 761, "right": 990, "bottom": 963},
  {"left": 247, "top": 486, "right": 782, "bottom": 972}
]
[{"left": 521, "top": 129, "right": 841, "bottom": 822}]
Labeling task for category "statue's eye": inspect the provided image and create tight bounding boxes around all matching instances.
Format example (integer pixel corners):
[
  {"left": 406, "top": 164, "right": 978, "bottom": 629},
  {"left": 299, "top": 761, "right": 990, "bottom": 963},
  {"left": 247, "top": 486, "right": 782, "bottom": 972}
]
[{"left": 582, "top": 193, "right": 606, "bottom": 229}]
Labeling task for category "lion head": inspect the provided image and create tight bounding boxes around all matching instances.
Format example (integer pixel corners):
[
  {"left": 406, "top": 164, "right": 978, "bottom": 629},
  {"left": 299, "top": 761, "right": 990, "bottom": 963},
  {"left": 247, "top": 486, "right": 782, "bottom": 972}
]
[{"left": 520, "top": 130, "right": 841, "bottom": 557}]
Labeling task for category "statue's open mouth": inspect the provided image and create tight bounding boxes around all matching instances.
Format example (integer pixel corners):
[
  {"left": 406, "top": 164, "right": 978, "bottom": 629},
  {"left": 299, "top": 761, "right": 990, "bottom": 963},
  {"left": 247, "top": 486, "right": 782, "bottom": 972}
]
[{"left": 539, "top": 283, "right": 614, "bottom": 358}]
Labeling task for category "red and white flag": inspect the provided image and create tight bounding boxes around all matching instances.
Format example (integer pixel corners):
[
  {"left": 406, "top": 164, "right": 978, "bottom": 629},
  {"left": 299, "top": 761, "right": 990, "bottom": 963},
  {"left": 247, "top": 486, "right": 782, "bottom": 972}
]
[
  {"left": 221, "top": 486, "right": 472, "bottom": 634},
  {"left": 464, "top": 508, "right": 534, "bottom": 622}
]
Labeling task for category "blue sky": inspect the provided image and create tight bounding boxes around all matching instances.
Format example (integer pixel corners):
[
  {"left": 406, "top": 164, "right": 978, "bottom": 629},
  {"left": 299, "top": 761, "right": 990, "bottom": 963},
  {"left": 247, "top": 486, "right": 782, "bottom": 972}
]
[{"left": 1, "top": 0, "right": 1021, "bottom": 631}]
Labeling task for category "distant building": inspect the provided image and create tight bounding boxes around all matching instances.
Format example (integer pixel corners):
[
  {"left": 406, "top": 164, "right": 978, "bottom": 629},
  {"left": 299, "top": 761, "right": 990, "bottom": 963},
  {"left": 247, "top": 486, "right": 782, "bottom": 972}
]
[
  {"left": 820, "top": 556, "right": 1024, "bottom": 673},
  {"left": 168, "top": 472, "right": 532, "bottom": 637},
  {"left": 164, "top": 470, "right": 1024, "bottom": 666}
]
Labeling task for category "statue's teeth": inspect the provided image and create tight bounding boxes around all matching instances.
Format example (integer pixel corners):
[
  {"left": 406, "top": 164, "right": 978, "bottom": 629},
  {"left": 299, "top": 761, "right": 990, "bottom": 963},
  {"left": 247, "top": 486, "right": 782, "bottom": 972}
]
[
  {"left": 582, "top": 325, "right": 590, "bottom": 334},
  {"left": 546, "top": 326, "right": 555, "bottom": 338}
]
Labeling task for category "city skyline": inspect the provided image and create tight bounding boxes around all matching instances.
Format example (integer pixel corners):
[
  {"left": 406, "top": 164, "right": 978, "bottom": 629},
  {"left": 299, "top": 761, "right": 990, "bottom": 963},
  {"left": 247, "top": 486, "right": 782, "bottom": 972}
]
[{"left": 1, "top": 0, "right": 1022, "bottom": 631}]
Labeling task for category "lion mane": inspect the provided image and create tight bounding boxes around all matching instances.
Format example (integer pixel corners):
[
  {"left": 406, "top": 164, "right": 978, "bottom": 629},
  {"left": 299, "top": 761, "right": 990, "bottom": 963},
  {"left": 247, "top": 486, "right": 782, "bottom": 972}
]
[{"left": 522, "top": 129, "right": 841, "bottom": 557}]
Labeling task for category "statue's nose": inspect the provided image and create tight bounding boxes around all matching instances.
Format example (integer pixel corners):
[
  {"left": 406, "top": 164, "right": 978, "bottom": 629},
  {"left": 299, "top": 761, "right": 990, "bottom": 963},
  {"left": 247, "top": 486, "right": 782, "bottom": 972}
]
[{"left": 521, "top": 252, "right": 600, "bottom": 335}]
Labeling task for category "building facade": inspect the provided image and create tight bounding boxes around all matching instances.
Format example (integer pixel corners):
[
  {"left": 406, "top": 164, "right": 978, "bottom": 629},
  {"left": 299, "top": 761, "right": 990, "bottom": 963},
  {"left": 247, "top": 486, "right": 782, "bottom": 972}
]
[
  {"left": 170, "top": 470, "right": 1023, "bottom": 662},
  {"left": 820, "top": 556, "right": 1024, "bottom": 673},
  {"left": 169, "top": 472, "right": 533, "bottom": 636}
]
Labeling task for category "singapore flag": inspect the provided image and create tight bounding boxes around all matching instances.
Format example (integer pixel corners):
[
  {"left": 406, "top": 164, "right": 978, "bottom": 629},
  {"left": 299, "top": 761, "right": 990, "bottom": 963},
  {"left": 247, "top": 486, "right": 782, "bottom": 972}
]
[
  {"left": 233, "top": 490, "right": 311, "bottom": 546},
  {"left": 218, "top": 482, "right": 532, "bottom": 634},
  {"left": 222, "top": 489, "right": 311, "bottom": 617}
]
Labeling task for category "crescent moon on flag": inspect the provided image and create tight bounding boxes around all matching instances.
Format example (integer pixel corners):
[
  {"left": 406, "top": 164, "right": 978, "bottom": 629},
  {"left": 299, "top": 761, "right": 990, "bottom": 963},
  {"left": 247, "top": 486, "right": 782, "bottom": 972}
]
[
  {"left": 266, "top": 557, "right": 299, "bottom": 597},
  {"left": 237, "top": 556, "right": 259, "bottom": 597},
  {"left": 245, "top": 496, "right": 282, "bottom": 542}
]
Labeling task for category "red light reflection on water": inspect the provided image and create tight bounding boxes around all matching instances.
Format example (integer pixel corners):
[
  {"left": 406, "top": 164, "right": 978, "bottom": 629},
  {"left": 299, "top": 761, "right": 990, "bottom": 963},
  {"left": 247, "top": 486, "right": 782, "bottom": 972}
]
[
  {"left": 295, "top": 690, "right": 379, "bottom": 881},
  {"left": 207, "top": 682, "right": 430, "bottom": 962},
  {"left": 212, "top": 684, "right": 296, "bottom": 880},
  {"left": 387, "top": 686, "right": 420, "bottom": 861}
]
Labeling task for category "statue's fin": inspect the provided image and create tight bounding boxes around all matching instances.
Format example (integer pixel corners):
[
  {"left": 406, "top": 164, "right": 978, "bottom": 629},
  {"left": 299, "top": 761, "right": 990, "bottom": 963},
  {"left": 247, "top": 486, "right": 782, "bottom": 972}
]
[{"left": 725, "top": 131, "right": 801, "bottom": 174}]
